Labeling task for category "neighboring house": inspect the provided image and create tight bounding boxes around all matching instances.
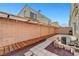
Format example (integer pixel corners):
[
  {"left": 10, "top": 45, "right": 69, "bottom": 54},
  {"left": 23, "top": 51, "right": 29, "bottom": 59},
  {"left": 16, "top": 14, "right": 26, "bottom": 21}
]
[
  {"left": 69, "top": 3, "right": 79, "bottom": 43},
  {"left": 18, "top": 5, "right": 51, "bottom": 25},
  {"left": 51, "top": 22, "right": 60, "bottom": 27}
]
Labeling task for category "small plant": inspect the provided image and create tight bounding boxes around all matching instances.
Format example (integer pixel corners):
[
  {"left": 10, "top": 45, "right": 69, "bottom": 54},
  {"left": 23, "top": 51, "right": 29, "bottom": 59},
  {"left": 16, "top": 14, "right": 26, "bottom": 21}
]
[{"left": 75, "top": 48, "right": 79, "bottom": 52}]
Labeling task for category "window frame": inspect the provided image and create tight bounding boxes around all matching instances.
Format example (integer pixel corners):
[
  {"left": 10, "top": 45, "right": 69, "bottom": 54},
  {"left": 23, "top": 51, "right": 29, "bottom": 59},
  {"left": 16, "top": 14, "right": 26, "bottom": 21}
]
[{"left": 30, "top": 12, "right": 37, "bottom": 20}]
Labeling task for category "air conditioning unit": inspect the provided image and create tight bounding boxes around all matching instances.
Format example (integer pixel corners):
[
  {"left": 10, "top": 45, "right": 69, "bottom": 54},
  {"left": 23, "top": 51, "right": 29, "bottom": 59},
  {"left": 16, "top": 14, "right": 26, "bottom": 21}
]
[
  {"left": 61, "top": 37, "right": 67, "bottom": 44},
  {"left": 56, "top": 35, "right": 69, "bottom": 45},
  {"left": 60, "top": 35, "right": 76, "bottom": 45}
]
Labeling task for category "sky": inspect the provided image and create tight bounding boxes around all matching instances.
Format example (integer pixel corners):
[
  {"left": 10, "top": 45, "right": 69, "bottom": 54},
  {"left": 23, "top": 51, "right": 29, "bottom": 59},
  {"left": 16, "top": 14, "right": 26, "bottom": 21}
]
[{"left": 0, "top": 3, "right": 70, "bottom": 26}]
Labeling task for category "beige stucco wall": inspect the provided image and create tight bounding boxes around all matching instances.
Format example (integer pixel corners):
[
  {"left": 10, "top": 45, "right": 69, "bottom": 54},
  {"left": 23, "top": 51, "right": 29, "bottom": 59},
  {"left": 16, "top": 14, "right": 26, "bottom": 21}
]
[
  {"left": 18, "top": 6, "right": 30, "bottom": 18},
  {"left": 69, "top": 3, "right": 79, "bottom": 41}
]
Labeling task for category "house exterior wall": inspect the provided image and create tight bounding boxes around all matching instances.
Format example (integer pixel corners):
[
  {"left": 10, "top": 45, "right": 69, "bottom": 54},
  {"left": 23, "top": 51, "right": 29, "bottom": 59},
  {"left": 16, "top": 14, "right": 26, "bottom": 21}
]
[
  {"left": 18, "top": 6, "right": 30, "bottom": 17},
  {"left": 69, "top": 3, "right": 79, "bottom": 42}
]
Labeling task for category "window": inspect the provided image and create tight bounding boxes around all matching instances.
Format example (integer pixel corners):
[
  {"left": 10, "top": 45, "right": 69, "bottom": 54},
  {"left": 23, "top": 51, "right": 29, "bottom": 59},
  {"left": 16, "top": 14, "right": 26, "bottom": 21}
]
[
  {"left": 74, "top": 4, "right": 78, "bottom": 16},
  {"left": 74, "top": 22, "right": 77, "bottom": 33},
  {"left": 30, "top": 12, "right": 37, "bottom": 20},
  {"left": 74, "top": 21, "right": 78, "bottom": 34},
  {"left": 24, "top": 10, "right": 30, "bottom": 17},
  {"left": 75, "top": 6, "right": 78, "bottom": 16}
]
